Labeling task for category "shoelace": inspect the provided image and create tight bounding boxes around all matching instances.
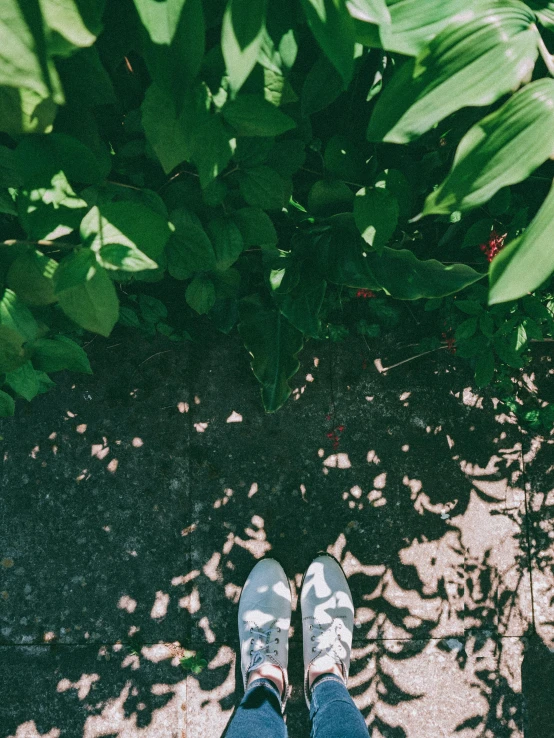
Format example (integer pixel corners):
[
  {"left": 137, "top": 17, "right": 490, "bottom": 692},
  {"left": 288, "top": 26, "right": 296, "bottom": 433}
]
[
  {"left": 309, "top": 619, "right": 344, "bottom": 663},
  {"left": 248, "top": 622, "right": 281, "bottom": 663}
]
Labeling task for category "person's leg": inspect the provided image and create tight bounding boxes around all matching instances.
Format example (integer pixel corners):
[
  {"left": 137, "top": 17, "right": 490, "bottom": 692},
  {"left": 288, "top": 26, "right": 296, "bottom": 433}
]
[
  {"left": 225, "top": 677, "right": 287, "bottom": 738},
  {"left": 226, "top": 557, "right": 291, "bottom": 737},
  {"left": 301, "top": 554, "right": 369, "bottom": 737},
  {"left": 309, "top": 674, "right": 369, "bottom": 738}
]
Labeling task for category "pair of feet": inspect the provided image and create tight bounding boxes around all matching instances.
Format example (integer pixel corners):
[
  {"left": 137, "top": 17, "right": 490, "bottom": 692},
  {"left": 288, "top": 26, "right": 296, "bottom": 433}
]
[{"left": 238, "top": 554, "right": 354, "bottom": 710}]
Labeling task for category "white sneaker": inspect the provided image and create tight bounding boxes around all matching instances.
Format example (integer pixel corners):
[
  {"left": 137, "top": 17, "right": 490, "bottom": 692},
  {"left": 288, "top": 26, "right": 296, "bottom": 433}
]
[
  {"left": 300, "top": 554, "right": 354, "bottom": 707},
  {"left": 238, "top": 558, "right": 291, "bottom": 709}
]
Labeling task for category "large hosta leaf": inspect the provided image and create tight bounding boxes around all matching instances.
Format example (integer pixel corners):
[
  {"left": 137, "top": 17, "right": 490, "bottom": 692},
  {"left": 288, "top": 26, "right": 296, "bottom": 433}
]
[
  {"left": 238, "top": 297, "right": 303, "bottom": 412},
  {"left": 300, "top": 0, "right": 356, "bottom": 85},
  {"left": 489, "top": 181, "right": 554, "bottom": 303},
  {"left": 222, "top": 0, "right": 267, "bottom": 93},
  {"left": 367, "top": 1, "right": 538, "bottom": 144},
  {"left": 425, "top": 79, "right": 554, "bottom": 214}
]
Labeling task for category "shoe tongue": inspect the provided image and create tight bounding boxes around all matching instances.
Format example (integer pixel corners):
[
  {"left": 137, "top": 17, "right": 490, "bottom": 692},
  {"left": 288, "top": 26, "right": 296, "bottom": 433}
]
[
  {"left": 312, "top": 653, "right": 339, "bottom": 672},
  {"left": 251, "top": 651, "right": 265, "bottom": 669}
]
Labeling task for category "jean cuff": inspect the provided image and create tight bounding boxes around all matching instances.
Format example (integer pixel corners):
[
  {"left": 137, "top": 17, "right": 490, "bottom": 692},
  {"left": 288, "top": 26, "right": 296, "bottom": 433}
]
[
  {"left": 310, "top": 673, "right": 345, "bottom": 694},
  {"left": 246, "top": 677, "right": 282, "bottom": 701}
]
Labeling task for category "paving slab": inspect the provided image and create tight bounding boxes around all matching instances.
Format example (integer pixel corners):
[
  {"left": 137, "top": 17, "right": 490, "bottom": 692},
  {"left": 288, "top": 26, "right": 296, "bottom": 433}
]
[
  {"left": 0, "top": 643, "right": 186, "bottom": 738},
  {"left": 186, "top": 637, "right": 524, "bottom": 738},
  {"left": 0, "top": 333, "right": 192, "bottom": 645}
]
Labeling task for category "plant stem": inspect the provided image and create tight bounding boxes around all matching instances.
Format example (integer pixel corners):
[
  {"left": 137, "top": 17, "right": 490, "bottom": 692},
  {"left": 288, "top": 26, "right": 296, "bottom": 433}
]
[
  {"left": 378, "top": 345, "right": 448, "bottom": 372},
  {"left": 2, "top": 239, "right": 76, "bottom": 250},
  {"left": 300, "top": 167, "right": 364, "bottom": 189}
]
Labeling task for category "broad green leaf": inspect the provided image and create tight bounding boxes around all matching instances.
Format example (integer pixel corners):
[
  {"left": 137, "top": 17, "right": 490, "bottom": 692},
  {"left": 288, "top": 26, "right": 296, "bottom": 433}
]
[
  {"left": 0, "top": 289, "right": 38, "bottom": 341},
  {"left": 7, "top": 248, "right": 58, "bottom": 305},
  {"left": 346, "top": 0, "right": 390, "bottom": 25},
  {"left": 17, "top": 170, "right": 88, "bottom": 240},
  {"left": 308, "top": 179, "right": 354, "bottom": 216},
  {"left": 263, "top": 68, "right": 298, "bottom": 107},
  {"left": 528, "top": 1, "right": 554, "bottom": 29},
  {"left": 0, "top": 86, "right": 56, "bottom": 137},
  {"left": 265, "top": 139, "right": 306, "bottom": 177},
  {"left": 300, "top": 0, "right": 356, "bottom": 85},
  {"left": 57, "top": 46, "right": 116, "bottom": 107},
  {"left": 455, "top": 316, "right": 479, "bottom": 340},
  {"left": 0, "top": 325, "right": 26, "bottom": 373},
  {"left": 207, "top": 217, "right": 245, "bottom": 270},
  {"left": 232, "top": 207, "right": 278, "bottom": 246},
  {"left": 0, "top": 388, "right": 15, "bottom": 416},
  {"left": 134, "top": 0, "right": 205, "bottom": 104},
  {"left": 222, "top": 95, "right": 296, "bottom": 136},
  {"left": 354, "top": 187, "right": 399, "bottom": 251},
  {"left": 489, "top": 181, "right": 554, "bottom": 303},
  {"left": 275, "top": 266, "right": 327, "bottom": 338},
  {"left": 191, "top": 115, "right": 235, "bottom": 188},
  {"left": 475, "top": 348, "right": 495, "bottom": 386},
  {"left": 0, "top": 189, "right": 16, "bottom": 216},
  {"left": 222, "top": 0, "right": 267, "bottom": 93},
  {"left": 378, "top": 0, "right": 468, "bottom": 56},
  {"left": 54, "top": 249, "right": 119, "bottom": 336},
  {"left": 141, "top": 82, "right": 211, "bottom": 174},
  {"left": 16, "top": 133, "right": 109, "bottom": 185},
  {"left": 455, "top": 299, "right": 482, "bottom": 315},
  {"left": 185, "top": 273, "right": 216, "bottom": 314},
  {"left": 315, "top": 226, "right": 382, "bottom": 289},
  {"left": 368, "top": 247, "right": 484, "bottom": 299},
  {"left": 367, "top": 2, "right": 538, "bottom": 144},
  {"left": 166, "top": 224, "right": 216, "bottom": 280},
  {"left": 375, "top": 168, "right": 412, "bottom": 217},
  {"left": 5, "top": 360, "right": 40, "bottom": 401},
  {"left": 81, "top": 202, "right": 171, "bottom": 270},
  {"left": 301, "top": 54, "right": 345, "bottom": 116},
  {"left": 238, "top": 166, "right": 287, "bottom": 210},
  {"left": 234, "top": 137, "right": 274, "bottom": 167},
  {"left": 425, "top": 80, "right": 554, "bottom": 214},
  {"left": 0, "top": 0, "right": 63, "bottom": 102},
  {"left": 493, "top": 335, "right": 525, "bottom": 367},
  {"left": 462, "top": 219, "right": 493, "bottom": 249},
  {"left": 0, "top": 146, "right": 23, "bottom": 188},
  {"left": 31, "top": 335, "right": 92, "bottom": 373},
  {"left": 138, "top": 294, "right": 167, "bottom": 324},
  {"left": 40, "top": 0, "right": 103, "bottom": 53},
  {"left": 238, "top": 297, "right": 303, "bottom": 412}
]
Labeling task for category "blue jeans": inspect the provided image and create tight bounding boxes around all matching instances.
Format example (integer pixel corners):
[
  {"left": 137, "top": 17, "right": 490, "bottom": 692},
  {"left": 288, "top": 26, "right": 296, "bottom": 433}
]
[{"left": 225, "top": 675, "right": 370, "bottom": 738}]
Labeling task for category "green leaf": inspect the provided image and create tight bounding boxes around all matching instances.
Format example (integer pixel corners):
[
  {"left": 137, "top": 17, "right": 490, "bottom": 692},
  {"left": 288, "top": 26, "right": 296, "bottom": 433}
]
[
  {"left": 301, "top": 54, "right": 345, "bottom": 116},
  {"left": 31, "top": 335, "right": 92, "bottom": 374},
  {"left": 455, "top": 316, "right": 479, "bottom": 341},
  {"left": 207, "top": 217, "right": 245, "bottom": 270},
  {"left": 488, "top": 187, "right": 511, "bottom": 217},
  {"left": 461, "top": 219, "right": 492, "bottom": 249},
  {"left": 0, "top": 388, "right": 15, "bottom": 416},
  {"left": 0, "top": 0, "right": 63, "bottom": 102},
  {"left": 0, "top": 146, "right": 23, "bottom": 188},
  {"left": 5, "top": 360, "right": 40, "bottom": 401},
  {"left": 138, "top": 294, "right": 167, "bottom": 324},
  {"left": 0, "top": 289, "right": 38, "bottom": 342},
  {"left": 454, "top": 300, "right": 482, "bottom": 315},
  {"left": 367, "top": 2, "right": 538, "bottom": 144},
  {"left": 489, "top": 181, "right": 554, "bottom": 303},
  {"left": 191, "top": 115, "right": 235, "bottom": 189},
  {"left": 300, "top": 0, "right": 356, "bottom": 85},
  {"left": 475, "top": 348, "right": 495, "bottom": 387},
  {"left": 7, "top": 248, "right": 58, "bottom": 305},
  {"left": 166, "top": 222, "right": 216, "bottom": 280},
  {"left": 222, "top": 0, "right": 267, "bottom": 93},
  {"left": 238, "top": 166, "right": 286, "bottom": 210},
  {"left": 238, "top": 297, "right": 303, "bottom": 412},
  {"left": 346, "top": 0, "right": 390, "bottom": 25},
  {"left": 315, "top": 226, "right": 381, "bottom": 289},
  {"left": 185, "top": 273, "right": 216, "bottom": 314},
  {"left": 222, "top": 95, "right": 296, "bottom": 136},
  {"left": 54, "top": 250, "right": 119, "bottom": 337},
  {"left": 232, "top": 208, "right": 277, "bottom": 246},
  {"left": 265, "top": 139, "right": 306, "bottom": 177},
  {"left": 16, "top": 133, "right": 109, "bottom": 186},
  {"left": 377, "top": 0, "right": 468, "bottom": 56},
  {"left": 134, "top": 0, "right": 205, "bottom": 105},
  {"left": 0, "top": 189, "right": 16, "bottom": 216},
  {"left": 480, "top": 312, "right": 495, "bottom": 337},
  {"left": 515, "top": 322, "right": 528, "bottom": 351},
  {"left": 354, "top": 187, "right": 399, "bottom": 251},
  {"left": 0, "top": 325, "right": 26, "bottom": 373},
  {"left": 0, "top": 86, "right": 57, "bottom": 137},
  {"left": 81, "top": 202, "right": 172, "bottom": 271},
  {"left": 375, "top": 169, "right": 412, "bottom": 217},
  {"left": 17, "top": 169, "right": 88, "bottom": 241},
  {"left": 308, "top": 179, "right": 354, "bottom": 216},
  {"left": 39, "top": 0, "right": 103, "bottom": 53},
  {"left": 425, "top": 79, "right": 554, "bottom": 214},
  {"left": 275, "top": 265, "right": 326, "bottom": 338},
  {"left": 369, "top": 247, "right": 484, "bottom": 299},
  {"left": 493, "top": 335, "right": 525, "bottom": 368}
]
